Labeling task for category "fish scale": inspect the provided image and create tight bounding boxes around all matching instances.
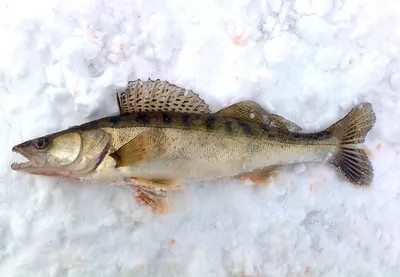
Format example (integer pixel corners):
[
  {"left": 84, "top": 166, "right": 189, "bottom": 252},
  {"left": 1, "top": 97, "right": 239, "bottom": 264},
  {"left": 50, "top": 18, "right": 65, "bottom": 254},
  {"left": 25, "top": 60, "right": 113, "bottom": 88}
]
[{"left": 80, "top": 111, "right": 333, "bottom": 144}]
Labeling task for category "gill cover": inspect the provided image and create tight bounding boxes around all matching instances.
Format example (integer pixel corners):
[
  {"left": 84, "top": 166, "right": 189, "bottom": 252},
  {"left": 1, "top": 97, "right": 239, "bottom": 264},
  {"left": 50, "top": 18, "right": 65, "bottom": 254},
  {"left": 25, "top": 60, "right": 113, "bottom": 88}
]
[
  {"left": 47, "top": 132, "right": 82, "bottom": 166},
  {"left": 63, "top": 129, "right": 111, "bottom": 175}
]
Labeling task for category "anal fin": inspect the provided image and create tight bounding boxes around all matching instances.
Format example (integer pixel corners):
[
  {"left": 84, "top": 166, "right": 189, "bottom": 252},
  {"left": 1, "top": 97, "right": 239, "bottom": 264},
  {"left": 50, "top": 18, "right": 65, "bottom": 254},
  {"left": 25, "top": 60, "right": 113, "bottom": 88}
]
[
  {"left": 234, "top": 165, "right": 281, "bottom": 184},
  {"left": 216, "top": 101, "right": 302, "bottom": 132}
]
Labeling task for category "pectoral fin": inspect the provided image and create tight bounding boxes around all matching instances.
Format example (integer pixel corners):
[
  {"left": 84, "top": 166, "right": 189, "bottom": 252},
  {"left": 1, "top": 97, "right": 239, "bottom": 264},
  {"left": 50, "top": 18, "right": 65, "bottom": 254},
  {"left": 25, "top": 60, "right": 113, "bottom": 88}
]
[
  {"left": 110, "top": 129, "right": 167, "bottom": 167},
  {"left": 216, "top": 101, "right": 302, "bottom": 132},
  {"left": 234, "top": 165, "right": 282, "bottom": 184},
  {"left": 132, "top": 185, "right": 171, "bottom": 214}
]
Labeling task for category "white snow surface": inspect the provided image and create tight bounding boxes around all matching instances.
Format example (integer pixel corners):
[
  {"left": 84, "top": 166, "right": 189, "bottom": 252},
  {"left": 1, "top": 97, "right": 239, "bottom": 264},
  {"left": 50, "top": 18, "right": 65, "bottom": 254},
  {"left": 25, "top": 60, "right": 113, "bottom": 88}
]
[{"left": 1, "top": 0, "right": 400, "bottom": 276}]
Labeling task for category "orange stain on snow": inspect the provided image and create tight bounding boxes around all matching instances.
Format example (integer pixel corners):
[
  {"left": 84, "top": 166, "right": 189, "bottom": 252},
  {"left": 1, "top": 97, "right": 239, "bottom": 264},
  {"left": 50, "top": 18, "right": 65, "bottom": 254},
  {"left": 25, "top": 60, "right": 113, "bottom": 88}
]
[
  {"left": 309, "top": 183, "right": 313, "bottom": 192},
  {"left": 138, "top": 15, "right": 141, "bottom": 19},
  {"left": 283, "top": 220, "right": 292, "bottom": 228},
  {"left": 232, "top": 35, "right": 244, "bottom": 46},
  {"left": 305, "top": 266, "right": 311, "bottom": 274},
  {"left": 375, "top": 142, "right": 382, "bottom": 152},
  {"left": 361, "top": 145, "right": 373, "bottom": 156},
  {"left": 169, "top": 239, "right": 176, "bottom": 245}
]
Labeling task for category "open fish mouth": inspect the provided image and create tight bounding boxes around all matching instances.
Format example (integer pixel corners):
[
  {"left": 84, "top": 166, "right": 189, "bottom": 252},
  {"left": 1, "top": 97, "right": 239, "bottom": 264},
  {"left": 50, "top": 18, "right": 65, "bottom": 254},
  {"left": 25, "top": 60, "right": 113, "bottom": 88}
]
[{"left": 11, "top": 146, "right": 36, "bottom": 170}]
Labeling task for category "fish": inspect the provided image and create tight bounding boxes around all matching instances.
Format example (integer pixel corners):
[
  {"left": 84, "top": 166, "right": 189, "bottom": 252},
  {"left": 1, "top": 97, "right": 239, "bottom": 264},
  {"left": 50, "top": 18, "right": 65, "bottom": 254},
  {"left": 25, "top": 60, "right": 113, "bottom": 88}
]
[{"left": 11, "top": 79, "right": 376, "bottom": 213}]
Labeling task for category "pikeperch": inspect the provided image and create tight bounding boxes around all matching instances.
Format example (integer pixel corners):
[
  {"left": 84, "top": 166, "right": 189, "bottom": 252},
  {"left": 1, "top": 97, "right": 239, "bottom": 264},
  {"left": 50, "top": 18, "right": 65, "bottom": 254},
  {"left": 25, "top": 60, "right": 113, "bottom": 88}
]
[{"left": 11, "top": 79, "right": 376, "bottom": 213}]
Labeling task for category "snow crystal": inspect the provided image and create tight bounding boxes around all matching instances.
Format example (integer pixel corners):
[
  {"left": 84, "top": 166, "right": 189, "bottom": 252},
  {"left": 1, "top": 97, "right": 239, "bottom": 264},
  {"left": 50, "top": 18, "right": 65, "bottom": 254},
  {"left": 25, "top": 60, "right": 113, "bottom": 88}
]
[{"left": 1, "top": 0, "right": 400, "bottom": 276}]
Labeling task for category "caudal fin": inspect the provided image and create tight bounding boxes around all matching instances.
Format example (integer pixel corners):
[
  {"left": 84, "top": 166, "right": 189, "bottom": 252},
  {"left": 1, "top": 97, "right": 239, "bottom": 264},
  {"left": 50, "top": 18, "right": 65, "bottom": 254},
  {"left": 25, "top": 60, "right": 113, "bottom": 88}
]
[{"left": 327, "top": 102, "right": 376, "bottom": 186}]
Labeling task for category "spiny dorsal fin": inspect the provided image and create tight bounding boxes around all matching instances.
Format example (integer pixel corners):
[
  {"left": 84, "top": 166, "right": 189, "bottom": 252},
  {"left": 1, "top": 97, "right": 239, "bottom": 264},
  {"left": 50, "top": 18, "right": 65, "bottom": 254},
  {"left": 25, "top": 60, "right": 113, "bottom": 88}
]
[
  {"left": 117, "top": 79, "right": 211, "bottom": 115},
  {"left": 216, "top": 101, "right": 302, "bottom": 132}
]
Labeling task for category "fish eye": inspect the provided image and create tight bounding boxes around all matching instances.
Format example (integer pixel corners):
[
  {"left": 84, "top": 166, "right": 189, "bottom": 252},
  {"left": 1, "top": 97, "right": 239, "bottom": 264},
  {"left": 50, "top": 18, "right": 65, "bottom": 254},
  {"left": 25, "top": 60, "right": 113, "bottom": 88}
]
[{"left": 34, "top": 137, "right": 49, "bottom": 149}]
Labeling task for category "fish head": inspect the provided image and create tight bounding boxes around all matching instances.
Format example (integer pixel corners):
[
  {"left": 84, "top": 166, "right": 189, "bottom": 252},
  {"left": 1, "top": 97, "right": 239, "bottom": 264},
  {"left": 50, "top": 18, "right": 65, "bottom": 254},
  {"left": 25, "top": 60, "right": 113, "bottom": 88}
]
[{"left": 11, "top": 129, "right": 110, "bottom": 177}]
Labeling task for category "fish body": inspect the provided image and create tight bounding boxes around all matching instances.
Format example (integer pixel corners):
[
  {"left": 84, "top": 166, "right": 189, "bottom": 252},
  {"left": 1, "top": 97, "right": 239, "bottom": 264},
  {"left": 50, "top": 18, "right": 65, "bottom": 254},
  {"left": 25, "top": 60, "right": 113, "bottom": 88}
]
[
  {"left": 11, "top": 79, "right": 376, "bottom": 212},
  {"left": 78, "top": 112, "right": 336, "bottom": 183}
]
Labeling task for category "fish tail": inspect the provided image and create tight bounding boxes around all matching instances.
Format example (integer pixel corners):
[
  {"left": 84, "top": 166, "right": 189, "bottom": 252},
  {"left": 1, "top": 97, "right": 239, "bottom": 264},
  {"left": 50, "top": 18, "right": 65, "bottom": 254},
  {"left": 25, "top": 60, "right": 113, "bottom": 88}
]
[{"left": 327, "top": 102, "right": 376, "bottom": 186}]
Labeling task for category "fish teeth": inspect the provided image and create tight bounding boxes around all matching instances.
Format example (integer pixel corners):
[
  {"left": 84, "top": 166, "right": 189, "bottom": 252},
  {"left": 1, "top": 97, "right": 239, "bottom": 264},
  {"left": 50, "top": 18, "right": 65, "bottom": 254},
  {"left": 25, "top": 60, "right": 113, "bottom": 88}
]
[
  {"left": 11, "top": 147, "right": 32, "bottom": 168},
  {"left": 11, "top": 152, "right": 29, "bottom": 163}
]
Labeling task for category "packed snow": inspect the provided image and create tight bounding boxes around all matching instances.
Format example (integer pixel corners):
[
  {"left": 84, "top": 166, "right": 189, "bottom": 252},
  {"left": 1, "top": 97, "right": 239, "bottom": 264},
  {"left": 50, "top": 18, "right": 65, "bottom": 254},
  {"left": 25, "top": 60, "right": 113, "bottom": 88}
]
[{"left": 1, "top": 0, "right": 400, "bottom": 276}]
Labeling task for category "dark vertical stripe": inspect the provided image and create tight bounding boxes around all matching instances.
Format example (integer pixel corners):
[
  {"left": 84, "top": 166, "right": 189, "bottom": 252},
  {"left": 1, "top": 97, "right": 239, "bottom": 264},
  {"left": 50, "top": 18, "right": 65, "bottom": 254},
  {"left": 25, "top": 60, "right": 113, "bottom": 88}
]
[
  {"left": 259, "top": 123, "right": 269, "bottom": 133},
  {"left": 162, "top": 112, "right": 171, "bottom": 124},
  {"left": 181, "top": 113, "right": 190, "bottom": 128},
  {"left": 116, "top": 93, "right": 123, "bottom": 114},
  {"left": 238, "top": 120, "right": 253, "bottom": 135},
  {"left": 259, "top": 123, "right": 281, "bottom": 138},
  {"left": 135, "top": 112, "right": 150, "bottom": 124},
  {"left": 109, "top": 116, "right": 120, "bottom": 126},
  {"left": 205, "top": 114, "right": 216, "bottom": 131},
  {"left": 224, "top": 120, "right": 233, "bottom": 134}
]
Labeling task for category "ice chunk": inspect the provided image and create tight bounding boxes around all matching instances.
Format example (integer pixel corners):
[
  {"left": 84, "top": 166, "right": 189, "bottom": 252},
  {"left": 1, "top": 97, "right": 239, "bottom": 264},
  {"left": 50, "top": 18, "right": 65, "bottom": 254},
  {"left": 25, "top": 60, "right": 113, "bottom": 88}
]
[
  {"left": 314, "top": 45, "right": 342, "bottom": 70},
  {"left": 293, "top": 164, "right": 306, "bottom": 174},
  {"left": 310, "top": 0, "right": 332, "bottom": 16},
  {"left": 263, "top": 33, "right": 298, "bottom": 64},
  {"left": 107, "top": 35, "right": 123, "bottom": 54},
  {"left": 293, "top": 0, "right": 312, "bottom": 14},
  {"left": 268, "top": 0, "right": 282, "bottom": 13},
  {"left": 45, "top": 62, "right": 65, "bottom": 87},
  {"left": 297, "top": 15, "right": 335, "bottom": 44},
  {"left": 390, "top": 72, "right": 400, "bottom": 91}
]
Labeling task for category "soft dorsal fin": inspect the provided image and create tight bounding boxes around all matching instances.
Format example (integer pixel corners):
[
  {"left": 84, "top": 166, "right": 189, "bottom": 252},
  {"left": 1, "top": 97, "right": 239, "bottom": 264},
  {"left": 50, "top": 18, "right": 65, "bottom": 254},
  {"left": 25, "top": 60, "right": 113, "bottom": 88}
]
[
  {"left": 116, "top": 79, "right": 211, "bottom": 115},
  {"left": 216, "top": 100, "right": 302, "bottom": 132}
]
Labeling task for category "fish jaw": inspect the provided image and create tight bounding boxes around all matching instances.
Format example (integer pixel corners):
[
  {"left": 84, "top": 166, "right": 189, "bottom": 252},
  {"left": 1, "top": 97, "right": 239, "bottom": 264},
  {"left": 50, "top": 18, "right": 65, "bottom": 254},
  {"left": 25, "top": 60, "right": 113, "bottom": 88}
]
[
  {"left": 11, "top": 144, "right": 46, "bottom": 171},
  {"left": 11, "top": 144, "right": 71, "bottom": 176}
]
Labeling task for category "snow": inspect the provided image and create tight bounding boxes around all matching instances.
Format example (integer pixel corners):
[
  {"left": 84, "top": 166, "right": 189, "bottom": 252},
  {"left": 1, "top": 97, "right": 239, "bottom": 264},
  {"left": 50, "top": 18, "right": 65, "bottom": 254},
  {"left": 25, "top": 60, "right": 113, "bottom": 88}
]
[
  {"left": 0, "top": 0, "right": 400, "bottom": 276},
  {"left": 390, "top": 73, "right": 400, "bottom": 91}
]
